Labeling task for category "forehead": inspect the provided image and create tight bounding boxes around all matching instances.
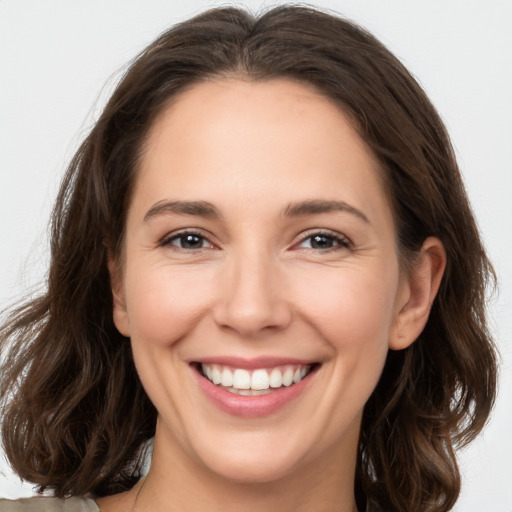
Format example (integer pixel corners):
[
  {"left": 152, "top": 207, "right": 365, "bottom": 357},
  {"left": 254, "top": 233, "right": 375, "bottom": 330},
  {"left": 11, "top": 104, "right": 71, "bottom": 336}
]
[
  {"left": 143, "top": 77, "right": 371, "bottom": 162},
  {"left": 132, "top": 78, "right": 391, "bottom": 225}
]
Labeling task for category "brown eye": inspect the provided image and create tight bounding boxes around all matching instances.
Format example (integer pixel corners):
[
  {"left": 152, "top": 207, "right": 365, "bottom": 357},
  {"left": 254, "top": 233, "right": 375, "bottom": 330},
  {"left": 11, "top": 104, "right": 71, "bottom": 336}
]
[
  {"left": 298, "top": 232, "right": 350, "bottom": 250},
  {"left": 164, "top": 232, "right": 212, "bottom": 250},
  {"left": 310, "top": 235, "right": 336, "bottom": 249}
]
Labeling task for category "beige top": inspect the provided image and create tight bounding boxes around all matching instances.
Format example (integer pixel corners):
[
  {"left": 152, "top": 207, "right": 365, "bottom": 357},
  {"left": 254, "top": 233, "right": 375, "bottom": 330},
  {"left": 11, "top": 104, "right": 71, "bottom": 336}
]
[{"left": 0, "top": 497, "right": 100, "bottom": 511}]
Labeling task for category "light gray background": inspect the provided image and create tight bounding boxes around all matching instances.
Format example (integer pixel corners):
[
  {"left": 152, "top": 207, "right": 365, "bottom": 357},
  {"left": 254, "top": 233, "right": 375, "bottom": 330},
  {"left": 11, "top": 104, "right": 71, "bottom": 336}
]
[{"left": 1, "top": 1, "right": 511, "bottom": 510}]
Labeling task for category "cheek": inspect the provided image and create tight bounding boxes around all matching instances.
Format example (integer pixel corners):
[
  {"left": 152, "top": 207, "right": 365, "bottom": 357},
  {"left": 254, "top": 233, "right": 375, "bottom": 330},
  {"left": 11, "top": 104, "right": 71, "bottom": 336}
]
[
  {"left": 124, "top": 263, "right": 215, "bottom": 346},
  {"left": 293, "top": 264, "right": 398, "bottom": 350}
]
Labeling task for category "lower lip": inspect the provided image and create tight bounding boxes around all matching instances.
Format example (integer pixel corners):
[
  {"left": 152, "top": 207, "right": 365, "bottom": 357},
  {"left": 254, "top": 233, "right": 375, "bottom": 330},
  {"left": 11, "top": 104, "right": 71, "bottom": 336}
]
[{"left": 194, "top": 367, "right": 316, "bottom": 418}]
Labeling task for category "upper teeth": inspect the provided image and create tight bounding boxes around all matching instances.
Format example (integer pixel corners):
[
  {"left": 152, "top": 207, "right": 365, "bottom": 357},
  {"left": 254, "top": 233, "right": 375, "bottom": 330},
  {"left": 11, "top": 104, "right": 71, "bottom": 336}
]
[{"left": 201, "top": 363, "right": 311, "bottom": 391}]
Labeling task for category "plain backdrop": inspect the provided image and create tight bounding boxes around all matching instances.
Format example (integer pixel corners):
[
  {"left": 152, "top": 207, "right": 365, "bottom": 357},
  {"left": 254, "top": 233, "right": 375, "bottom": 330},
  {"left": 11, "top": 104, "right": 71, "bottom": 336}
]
[{"left": 1, "top": 1, "right": 511, "bottom": 510}]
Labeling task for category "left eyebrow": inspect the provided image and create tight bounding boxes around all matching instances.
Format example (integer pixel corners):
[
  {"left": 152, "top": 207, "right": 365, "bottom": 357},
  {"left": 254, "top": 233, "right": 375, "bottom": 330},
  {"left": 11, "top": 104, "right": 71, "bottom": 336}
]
[
  {"left": 283, "top": 199, "right": 370, "bottom": 223},
  {"left": 143, "top": 200, "right": 222, "bottom": 223}
]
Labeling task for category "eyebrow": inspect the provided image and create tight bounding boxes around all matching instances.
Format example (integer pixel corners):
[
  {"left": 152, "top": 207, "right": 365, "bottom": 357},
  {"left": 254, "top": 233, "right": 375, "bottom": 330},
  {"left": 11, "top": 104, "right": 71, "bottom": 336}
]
[
  {"left": 143, "top": 199, "right": 369, "bottom": 224},
  {"left": 144, "top": 200, "right": 222, "bottom": 223},
  {"left": 283, "top": 199, "right": 370, "bottom": 223}
]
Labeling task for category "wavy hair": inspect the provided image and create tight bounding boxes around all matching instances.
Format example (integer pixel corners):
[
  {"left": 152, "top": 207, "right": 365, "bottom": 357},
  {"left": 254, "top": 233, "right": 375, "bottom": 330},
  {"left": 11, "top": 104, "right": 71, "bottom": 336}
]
[{"left": 0, "top": 6, "right": 497, "bottom": 512}]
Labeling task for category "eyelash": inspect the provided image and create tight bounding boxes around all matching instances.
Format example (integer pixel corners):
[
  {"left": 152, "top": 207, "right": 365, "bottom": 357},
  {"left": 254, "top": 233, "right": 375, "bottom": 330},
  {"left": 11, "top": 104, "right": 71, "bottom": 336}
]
[
  {"left": 294, "top": 230, "right": 351, "bottom": 251},
  {"left": 160, "top": 229, "right": 351, "bottom": 252},
  {"left": 160, "top": 230, "right": 215, "bottom": 251}
]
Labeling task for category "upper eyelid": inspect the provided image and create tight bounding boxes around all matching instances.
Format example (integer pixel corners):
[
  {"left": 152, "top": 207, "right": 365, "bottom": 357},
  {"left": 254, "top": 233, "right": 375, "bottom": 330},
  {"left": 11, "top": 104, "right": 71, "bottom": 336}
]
[
  {"left": 158, "top": 227, "right": 351, "bottom": 248},
  {"left": 160, "top": 228, "right": 216, "bottom": 247},
  {"left": 293, "top": 228, "right": 351, "bottom": 245}
]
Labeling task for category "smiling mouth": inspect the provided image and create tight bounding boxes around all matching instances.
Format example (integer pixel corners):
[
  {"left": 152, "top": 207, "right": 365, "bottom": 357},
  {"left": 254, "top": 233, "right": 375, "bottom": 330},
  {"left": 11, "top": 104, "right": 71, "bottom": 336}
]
[{"left": 196, "top": 363, "right": 318, "bottom": 396}]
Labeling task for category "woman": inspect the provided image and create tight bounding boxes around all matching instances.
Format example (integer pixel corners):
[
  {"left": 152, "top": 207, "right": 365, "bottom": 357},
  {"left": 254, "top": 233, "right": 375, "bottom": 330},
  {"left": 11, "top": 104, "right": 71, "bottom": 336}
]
[{"left": 0, "top": 5, "right": 497, "bottom": 512}]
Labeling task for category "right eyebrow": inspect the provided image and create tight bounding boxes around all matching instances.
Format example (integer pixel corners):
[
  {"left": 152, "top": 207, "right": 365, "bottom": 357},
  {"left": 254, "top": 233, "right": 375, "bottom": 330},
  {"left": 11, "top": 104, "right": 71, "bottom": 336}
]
[{"left": 143, "top": 200, "right": 222, "bottom": 223}]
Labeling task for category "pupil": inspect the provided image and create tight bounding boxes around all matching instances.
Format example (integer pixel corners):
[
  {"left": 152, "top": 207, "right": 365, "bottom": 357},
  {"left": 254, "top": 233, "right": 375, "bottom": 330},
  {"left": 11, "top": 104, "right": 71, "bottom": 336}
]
[
  {"left": 312, "top": 235, "right": 333, "bottom": 249},
  {"left": 182, "top": 234, "right": 202, "bottom": 248}
]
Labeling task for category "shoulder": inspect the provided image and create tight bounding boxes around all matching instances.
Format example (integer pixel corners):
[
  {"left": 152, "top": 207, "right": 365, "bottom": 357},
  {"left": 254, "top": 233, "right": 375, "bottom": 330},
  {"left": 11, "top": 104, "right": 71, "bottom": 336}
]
[{"left": 0, "top": 497, "right": 100, "bottom": 512}]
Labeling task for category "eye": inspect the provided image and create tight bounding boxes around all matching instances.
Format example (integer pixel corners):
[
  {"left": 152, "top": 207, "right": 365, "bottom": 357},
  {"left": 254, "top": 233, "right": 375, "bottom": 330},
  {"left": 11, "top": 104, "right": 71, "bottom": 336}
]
[
  {"left": 161, "top": 231, "right": 214, "bottom": 250},
  {"left": 296, "top": 231, "right": 351, "bottom": 251}
]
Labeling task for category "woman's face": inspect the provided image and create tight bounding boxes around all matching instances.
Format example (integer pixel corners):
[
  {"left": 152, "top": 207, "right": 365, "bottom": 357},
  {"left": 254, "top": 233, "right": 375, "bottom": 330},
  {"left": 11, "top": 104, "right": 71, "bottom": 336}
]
[{"left": 112, "top": 78, "right": 412, "bottom": 484}]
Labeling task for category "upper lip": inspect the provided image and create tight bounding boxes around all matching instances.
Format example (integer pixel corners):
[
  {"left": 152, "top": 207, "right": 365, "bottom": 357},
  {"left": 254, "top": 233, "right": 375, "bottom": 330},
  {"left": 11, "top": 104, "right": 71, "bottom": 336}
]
[{"left": 190, "top": 356, "right": 318, "bottom": 369}]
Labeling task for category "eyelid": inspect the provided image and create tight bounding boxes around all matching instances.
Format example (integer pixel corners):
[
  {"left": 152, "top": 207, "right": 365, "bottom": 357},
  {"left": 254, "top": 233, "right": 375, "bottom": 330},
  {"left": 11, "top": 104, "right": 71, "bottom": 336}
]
[
  {"left": 291, "top": 228, "right": 352, "bottom": 250},
  {"left": 157, "top": 227, "right": 351, "bottom": 252},
  {"left": 159, "top": 228, "right": 217, "bottom": 250}
]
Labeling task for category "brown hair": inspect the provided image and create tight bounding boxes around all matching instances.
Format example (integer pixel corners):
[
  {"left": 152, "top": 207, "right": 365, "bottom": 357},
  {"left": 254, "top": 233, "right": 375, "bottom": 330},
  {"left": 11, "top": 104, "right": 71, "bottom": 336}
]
[{"left": 0, "top": 5, "right": 497, "bottom": 512}]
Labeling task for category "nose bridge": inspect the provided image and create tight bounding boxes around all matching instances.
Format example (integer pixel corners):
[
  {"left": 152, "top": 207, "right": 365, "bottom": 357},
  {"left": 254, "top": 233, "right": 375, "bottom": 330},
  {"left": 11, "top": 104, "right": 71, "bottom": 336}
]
[{"left": 214, "top": 240, "right": 290, "bottom": 336}]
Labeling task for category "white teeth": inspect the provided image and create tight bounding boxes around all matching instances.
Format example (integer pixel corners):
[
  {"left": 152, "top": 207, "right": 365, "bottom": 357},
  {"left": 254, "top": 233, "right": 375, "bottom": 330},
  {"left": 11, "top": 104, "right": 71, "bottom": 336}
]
[
  {"left": 233, "top": 369, "right": 251, "bottom": 389},
  {"left": 226, "top": 388, "right": 273, "bottom": 396},
  {"left": 201, "top": 363, "right": 313, "bottom": 392},
  {"left": 221, "top": 367, "right": 233, "bottom": 387},
  {"left": 269, "top": 367, "right": 283, "bottom": 388},
  {"left": 282, "top": 368, "right": 294, "bottom": 387},
  {"left": 250, "top": 389, "right": 271, "bottom": 396},
  {"left": 211, "top": 366, "right": 222, "bottom": 385},
  {"left": 251, "top": 369, "right": 269, "bottom": 390}
]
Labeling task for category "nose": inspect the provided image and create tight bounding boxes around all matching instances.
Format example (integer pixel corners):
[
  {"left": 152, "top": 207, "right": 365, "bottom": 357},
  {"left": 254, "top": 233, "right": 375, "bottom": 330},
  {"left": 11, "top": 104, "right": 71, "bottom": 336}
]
[{"left": 212, "top": 248, "right": 292, "bottom": 337}]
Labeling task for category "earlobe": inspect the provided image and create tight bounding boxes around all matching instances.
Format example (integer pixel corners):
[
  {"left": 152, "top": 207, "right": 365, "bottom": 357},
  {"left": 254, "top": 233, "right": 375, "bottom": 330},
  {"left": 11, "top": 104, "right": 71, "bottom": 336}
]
[
  {"left": 389, "top": 237, "right": 446, "bottom": 350},
  {"left": 107, "top": 253, "right": 131, "bottom": 337}
]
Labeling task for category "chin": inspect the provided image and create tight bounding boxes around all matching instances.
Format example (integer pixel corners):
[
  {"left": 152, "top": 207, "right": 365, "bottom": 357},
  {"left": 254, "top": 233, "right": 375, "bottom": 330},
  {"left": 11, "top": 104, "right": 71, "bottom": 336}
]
[
  {"left": 205, "top": 452, "right": 300, "bottom": 484},
  {"left": 189, "top": 430, "right": 310, "bottom": 484}
]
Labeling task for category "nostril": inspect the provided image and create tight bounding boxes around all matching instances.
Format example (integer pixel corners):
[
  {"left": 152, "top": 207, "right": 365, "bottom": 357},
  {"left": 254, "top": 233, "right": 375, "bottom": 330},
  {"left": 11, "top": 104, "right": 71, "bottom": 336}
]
[
  {"left": 211, "top": 268, "right": 292, "bottom": 335},
  {"left": 213, "top": 302, "right": 293, "bottom": 337}
]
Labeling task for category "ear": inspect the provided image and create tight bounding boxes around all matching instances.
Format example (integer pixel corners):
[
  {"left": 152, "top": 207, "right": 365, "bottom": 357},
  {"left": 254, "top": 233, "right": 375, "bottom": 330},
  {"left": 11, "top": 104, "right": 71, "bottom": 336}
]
[
  {"left": 389, "top": 237, "right": 446, "bottom": 350},
  {"left": 107, "top": 253, "right": 131, "bottom": 337}
]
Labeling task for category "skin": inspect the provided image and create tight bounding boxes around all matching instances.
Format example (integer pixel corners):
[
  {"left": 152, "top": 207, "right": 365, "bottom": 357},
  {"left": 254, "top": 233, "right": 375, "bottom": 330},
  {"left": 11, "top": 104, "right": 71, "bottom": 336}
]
[{"left": 99, "top": 78, "right": 445, "bottom": 512}]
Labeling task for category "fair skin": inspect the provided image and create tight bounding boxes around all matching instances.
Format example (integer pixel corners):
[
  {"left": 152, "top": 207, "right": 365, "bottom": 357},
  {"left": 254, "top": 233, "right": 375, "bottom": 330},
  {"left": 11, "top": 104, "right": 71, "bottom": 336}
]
[{"left": 99, "top": 78, "right": 445, "bottom": 512}]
